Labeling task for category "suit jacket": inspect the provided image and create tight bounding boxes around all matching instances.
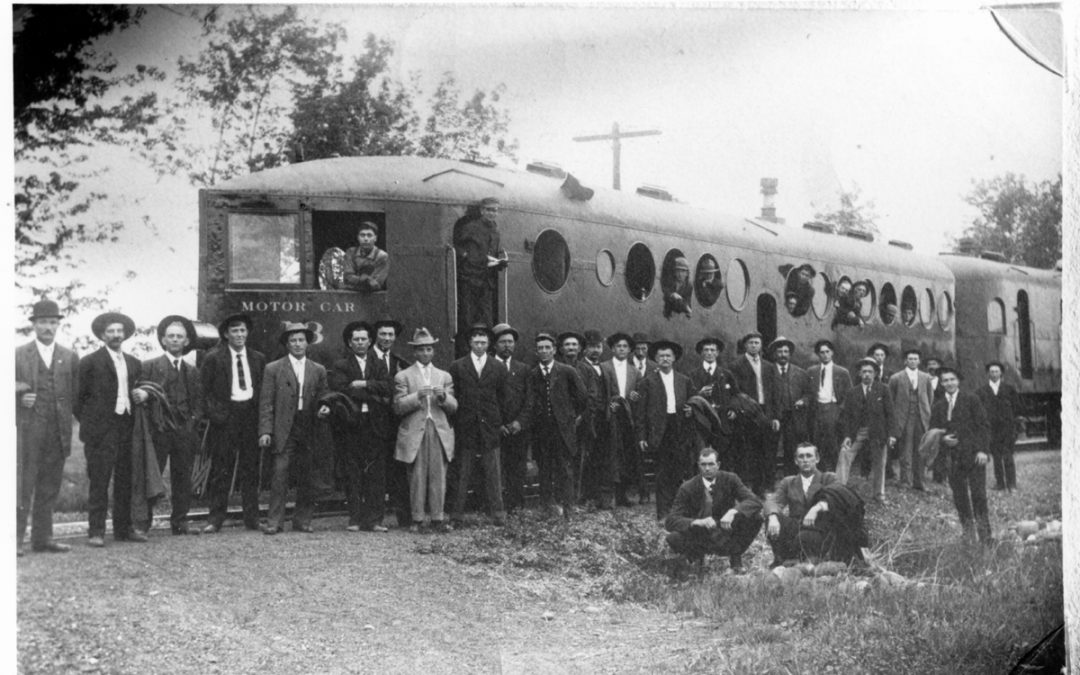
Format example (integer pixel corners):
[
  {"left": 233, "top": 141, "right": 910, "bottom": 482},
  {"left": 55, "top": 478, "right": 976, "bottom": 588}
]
[
  {"left": 139, "top": 354, "right": 205, "bottom": 425},
  {"left": 631, "top": 356, "right": 658, "bottom": 379},
  {"left": 372, "top": 347, "right": 409, "bottom": 379},
  {"left": 448, "top": 354, "right": 509, "bottom": 449},
  {"left": 929, "top": 391, "right": 989, "bottom": 459},
  {"left": 841, "top": 381, "right": 893, "bottom": 444},
  {"left": 516, "top": 360, "right": 589, "bottom": 455},
  {"left": 576, "top": 359, "right": 607, "bottom": 438},
  {"left": 888, "top": 368, "right": 934, "bottom": 437},
  {"left": 600, "top": 357, "right": 641, "bottom": 421},
  {"left": 74, "top": 347, "right": 141, "bottom": 444},
  {"left": 393, "top": 363, "right": 458, "bottom": 463},
  {"left": 15, "top": 341, "right": 79, "bottom": 454},
  {"left": 764, "top": 469, "right": 839, "bottom": 521},
  {"left": 664, "top": 471, "right": 762, "bottom": 533},
  {"left": 773, "top": 362, "right": 813, "bottom": 415},
  {"left": 728, "top": 354, "right": 779, "bottom": 420},
  {"left": 328, "top": 352, "right": 393, "bottom": 438},
  {"left": 635, "top": 369, "right": 696, "bottom": 452},
  {"left": 258, "top": 356, "right": 329, "bottom": 455},
  {"left": 201, "top": 346, "right": 266, "bottom": 425},
  {"left": 976, "top": 381, "right": 1021, "bottom": 442},
  {"left": 807, "top": 362, "right": 853, "bottom": 410},
  {"left": 494, "top": 356, "right": 529, "bottom": 423}
]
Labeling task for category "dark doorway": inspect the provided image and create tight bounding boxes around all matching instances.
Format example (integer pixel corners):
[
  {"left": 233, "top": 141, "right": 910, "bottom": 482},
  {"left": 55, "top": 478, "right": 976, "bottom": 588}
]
[
  {"left": 757, "top": 293, "right": 777, "bottom": 349},
  {"left": 1017, "top": 290, "right": 1034, "bottom": 379}
]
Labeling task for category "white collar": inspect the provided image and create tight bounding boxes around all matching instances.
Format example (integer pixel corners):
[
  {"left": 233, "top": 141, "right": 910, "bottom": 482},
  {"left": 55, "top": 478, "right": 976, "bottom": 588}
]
[{"left": 289, "top": 355, "right": 306, "bottom": 366}]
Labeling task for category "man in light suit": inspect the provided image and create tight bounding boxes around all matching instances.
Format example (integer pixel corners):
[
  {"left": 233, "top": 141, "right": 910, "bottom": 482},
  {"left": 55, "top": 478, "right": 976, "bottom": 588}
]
[
  {"left": 807, "top": 339, "right": 852, "bottom": 473},
  {"left": 75, "top": 312, "right": 142, "bottom": 547},
  {"left": 258, "top": 323, "right": 330, "bottom": 534},
  {"left": 16, "top": 299, "right": 79, "bottom": 555},
  {"left": 888, "top": 348, "right": 934, "bottom": 490},
  {"left": 976, "top": 361, "right": 1022, "bottom": 491},
  {"left": 599, "top": 331, "right": 642, "bottom": 507},
  {"left": 394, "top": 328, "right": 458, "bottom": 532},
  {"left": 837, "top": 359, "right": 893, "bottom": 502}
]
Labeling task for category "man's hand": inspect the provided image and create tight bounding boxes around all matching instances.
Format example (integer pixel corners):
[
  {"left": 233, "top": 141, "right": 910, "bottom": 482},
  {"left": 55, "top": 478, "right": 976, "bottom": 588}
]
[
  {"left": 682, "top": 404, "right": 692, "bottom": 417},
  {"left": 693, "top": 516, "right": 717, "bottom": 530},
  {"left": 433, "top": 386, "right": 447, "bottom": 402},
  {"left": 726, "top": 410, "right": 737, "bottom": 420},
  {"left": 767, "top": 514, "right": 780, "bottom": 538},
  {"left": 841, "top": 438, "right": 852, "bottom": 451},
  {"left": 803, "top": 502, "right": 827, "bottom": 527},
  {"left": 609, "top": 399, "right": 621, "bottom": 412},
  {"left": 350, "top": 379, "right": 367, "bottom": 390},
  {"left": 889, "top": 436, "right": 897, "bottom": 448},
  {"left": 317, "top": 405, "right": 330, "bottom": 419},
  {"left": 507, "top": 420, "right": 522, "bottom": 435},
  {"left": 699, "top": 385, "right": 714, "bottom": 397},
  {"left": 132, "top": 388, "right": 149, "bottom": 404},
  {"left": 719, "top": 509, "right": 736, "bottom": 531},
  {"left": 628, "top": 391, "right": 640, "bottom": 402},
  {"left": 639, "top": 440, "right": 648, "bottom": 451},
  {"left": 975, "top": 451, "right": 989, "bottom": 466},
  {"left": 943, "top": 433, "right": 959, "bottom": 448},
  {"left": 259, "top": 434, "right": 272, "bottom": 448},
  {"left": 794, "top": 399, "right": 806, "bottom": 409},
  {"left": 770, "top": 419, "right": 780, "bottom": 432},
  {"left": 20, "top": 392, "right": 37, "bottom": 408}
]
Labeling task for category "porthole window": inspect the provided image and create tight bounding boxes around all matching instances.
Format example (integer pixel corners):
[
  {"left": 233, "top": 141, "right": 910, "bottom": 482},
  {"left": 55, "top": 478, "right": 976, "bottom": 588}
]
[
  {"left": 900, "top": 286, "right": 917, "bottom": 326},
  {"left": 938, "top": 291, "right": 954, "bottom": 329},
  {"left": 856, "top": 280, "right": 876, "bottom": 322},
  {"left": 783, "top": 263, "right": 816, "bottom": 317},
  {"left": 832, "top": 276, "right": 859, "bottom": 326},
  {"left": 726, "top": 258, "right": 749, "bottom": 310},
  {"left": 879, "top": 283, "right": 898, "bottom": 325},
  {"left": 812, "top": 273, "right": 830, "bottom": 319},
  {"left": 920, "top": 289, "right": 935, "bottom": 327},
  {"left": 595, "top": 249, "right": 615, "bottom": 287},
  {"left": 625, "top": 243, "right": 655, "bottom": 301},
  {"left": 532, "top": 229, "right": 570, "bottom": 293},
  {"left": 695, "top": 254, "right": 723, "bottom": 308},
  {"left": 987, "top": 298, "right": 1006, "bottom": 334}
]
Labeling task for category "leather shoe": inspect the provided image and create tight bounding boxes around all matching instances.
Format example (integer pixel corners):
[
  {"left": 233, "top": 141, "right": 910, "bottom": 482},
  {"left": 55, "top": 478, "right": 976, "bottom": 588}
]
[
  {"left": 262, "top": 525, "right": 283, "bottom": 535},
  {"left": 729, "top": 555, "right": 746, "bottom": 574},
  {"left": 172, "top": 524, "right": 199, "bottom": 536},
  {"left": 293, "top": 524, "right": 314, "bottom": 533},
  {"left": 366, "top": 524, "right": 389, "bottom": 533},
  {"left": 346, "top": 525, "right": 361, "bottom": 532},
  {"left": 87, "top": 536, "right": 106, "bottom": 548},
  {"left": 128, "top": 531, "right": 149, "bottom": 543},
  {"left": 32, "top": 541, "right": 71, "bottom": 553},
  {"left": 201, "top": 523, "right": 221, "bottom": 534}
]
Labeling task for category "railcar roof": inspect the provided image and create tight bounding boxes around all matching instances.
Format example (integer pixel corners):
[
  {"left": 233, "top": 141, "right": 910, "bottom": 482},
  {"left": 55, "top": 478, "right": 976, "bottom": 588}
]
[
  {"left": 938, "top": 254, "right": 1062, "bottom": 287},
  {"left": 210, "top": 156, "right": 952, "bottom": 281}
]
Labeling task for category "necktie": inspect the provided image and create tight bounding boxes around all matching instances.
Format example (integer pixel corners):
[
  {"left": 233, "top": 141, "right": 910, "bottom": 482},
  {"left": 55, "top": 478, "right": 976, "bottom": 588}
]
[
  {"left": 384, "top": 353, "right": 391, "bottom": 373},
  {"left": 174, "top": 359, "right": 182, "bottom": 371},
  {"left": 237, "top": 354, "right": 247, "bottom": 390},
  {"left": 947, "top": 395, "right": 955, "bottom": 421},
  {"left": 820, "top": 367, "right": 826, "bottom": 387},
  {"left": 703, "top": 480, "right": 714, "bottom": 516},
  {"left": 542, "top": 365, "right": 550, "bottom": 379},
  {"left": 864, "top": 385, "right": 870, "bottom": 398}
]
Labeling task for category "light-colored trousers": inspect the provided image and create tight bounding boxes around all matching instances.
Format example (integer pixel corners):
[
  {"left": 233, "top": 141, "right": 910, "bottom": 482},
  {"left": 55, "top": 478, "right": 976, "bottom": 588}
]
[
  {"left": 407, "top": 418, "right": 449, "bottom": 523},
  {"left": 836, "top": 427, "right": 886, "bottom": 498}
]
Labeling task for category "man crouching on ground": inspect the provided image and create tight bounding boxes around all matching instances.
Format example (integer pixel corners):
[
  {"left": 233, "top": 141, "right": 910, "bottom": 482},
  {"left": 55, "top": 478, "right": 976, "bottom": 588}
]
[{"left": 664, "top": 447, "right": 762, "bottom": 575}]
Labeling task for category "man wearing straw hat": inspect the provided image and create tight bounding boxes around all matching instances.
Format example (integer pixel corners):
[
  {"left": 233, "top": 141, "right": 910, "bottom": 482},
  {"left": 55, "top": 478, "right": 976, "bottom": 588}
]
[
  {"left": 16, "top": 299, "right": 79, "bottom": 555},
  {"left": 201, "top": 313, "right": 266, "bottom": 533},
  {"left": 75, "top": 311, "right": 142, "bottom": 547}
]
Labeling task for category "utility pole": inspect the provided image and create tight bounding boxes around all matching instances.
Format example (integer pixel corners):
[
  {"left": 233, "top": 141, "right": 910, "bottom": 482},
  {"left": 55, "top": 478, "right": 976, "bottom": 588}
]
[{"left": 573, "top": 122, "right": 661, "bottom": 190}]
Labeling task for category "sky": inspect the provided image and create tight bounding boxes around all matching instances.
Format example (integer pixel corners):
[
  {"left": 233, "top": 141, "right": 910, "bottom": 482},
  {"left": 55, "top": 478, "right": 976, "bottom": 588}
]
[{"left": 8, "top": 3, "right": 1066, "bottom": 338}]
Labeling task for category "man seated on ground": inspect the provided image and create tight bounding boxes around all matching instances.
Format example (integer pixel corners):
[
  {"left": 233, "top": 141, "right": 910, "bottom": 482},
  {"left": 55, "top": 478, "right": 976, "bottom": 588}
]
[
  {"left": 664, "top": 447, "right": 762, "bottom": 574},
  {"left": 765, "top": 442, "right": 868, "bottom": 567}
]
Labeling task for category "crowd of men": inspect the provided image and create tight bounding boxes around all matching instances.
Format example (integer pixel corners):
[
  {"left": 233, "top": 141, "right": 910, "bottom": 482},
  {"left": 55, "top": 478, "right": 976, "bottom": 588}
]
[{"left": 17, "top": 298, "right": 1021, "bottom": 572}]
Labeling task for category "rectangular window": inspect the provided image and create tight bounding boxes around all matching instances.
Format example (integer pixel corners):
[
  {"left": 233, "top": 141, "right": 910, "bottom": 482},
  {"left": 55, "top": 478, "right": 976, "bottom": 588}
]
[{"left": 228, "top": 213, "right": 301, "bottom": 285}]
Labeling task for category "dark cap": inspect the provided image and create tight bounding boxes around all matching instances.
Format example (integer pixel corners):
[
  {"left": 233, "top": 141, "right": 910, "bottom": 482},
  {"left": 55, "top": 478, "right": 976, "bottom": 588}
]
[
  {"left": 631, "top": 332, "right": 651, "bottom": 346},
  {"left": 557, "top": 331, "right": 585, "bottom": 347},
  {"left": 582, "top": 329, "right": 604, "bottom": 347},
  {"left": 867, "top": 343, "right": 891, "bottom": 358},
  {"left": 936, "top": 365, "right": 961, "bottom": 379},
  {"left": 492, "top": 323, "right": 519, "bottom": 342},
  {"left": 479, "top": 197, "right": 501, "bottom": 207},
  {"left": 373, "top": 318, "right": 404, "bottom": 335},
  {"left": 30, "top": 299, "right": 63, "bottom": 321},
  {"left": 465, "top": 323, "right": 494, "bottom": 341},
  {"left": 535, "top": 331, "right": 557, "bottom": 345},
  {"left": 649, "top": 339, "right": 683, "bottom": 361}
]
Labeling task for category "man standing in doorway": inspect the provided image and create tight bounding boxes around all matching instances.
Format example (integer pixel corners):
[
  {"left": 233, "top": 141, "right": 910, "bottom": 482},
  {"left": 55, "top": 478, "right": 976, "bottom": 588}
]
[{"left": 454, "top": 197, "right": 507, "bottom": 339}]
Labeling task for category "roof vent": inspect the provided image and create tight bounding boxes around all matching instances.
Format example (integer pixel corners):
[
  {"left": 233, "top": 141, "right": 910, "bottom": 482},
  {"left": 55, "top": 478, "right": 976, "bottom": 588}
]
[
  {"left": 842, "top": 229, "right": 875, "bottom": 243},
  {"left": 888, "top": 239, "right": 913, "bottom": 250},
  {"left": 461, "top": 158, "right": 496, "bottom": 168},
  {"left": 980, "top": 250, "right": 1007, "bottom": 263},
  {"left": 526, "top": 161, "right": 567, "bottom": 179},
  {"left": 955, "top": 237, "right": 977, "bottom": 255},
  {"left": 636, "top": 184, "right": 673, "bottom": 201},
  {"left": 802, "top": 221, "right": 835, "bottom": 234}
]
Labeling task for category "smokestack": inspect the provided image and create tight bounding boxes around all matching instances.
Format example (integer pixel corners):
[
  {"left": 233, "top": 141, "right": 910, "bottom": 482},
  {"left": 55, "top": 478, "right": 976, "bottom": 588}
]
[{"left": 760, "top": 178, "right": 779, "bottom": 222}]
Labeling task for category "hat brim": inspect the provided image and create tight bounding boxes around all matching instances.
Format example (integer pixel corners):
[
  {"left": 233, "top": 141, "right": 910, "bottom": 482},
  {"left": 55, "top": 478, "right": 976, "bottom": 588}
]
[
  {"left": 557, "top": 332, "right": 585, "bottom": 347},
  {"left": 279, "top": 328, "right": 316, "bottom": 346},
  {"left": 408, "top": 338, "right": 439, "bottom": 347},
  {"left": 493, "top": 327, "right": 520, "bottom": 342},
  {"left": 695, "top": 338, "right": 724, "bottom": 354},
  {"left": 92, "top": 312, "right": 136, "bottom": 341},
  {"left": 373, "top": 319, "right": 405, "bottom": 335},
  {"left": 649, "top": 340, "right": 683, "bottom": 361},
  {"left": 767, "top": 339, "right": 795, "bottom": 354},
  {"left": 218, "top": 313, "right": 254, "bottom": 339},
  {"left": 157, "top": 315, "right": 198, "bottom": 354}
]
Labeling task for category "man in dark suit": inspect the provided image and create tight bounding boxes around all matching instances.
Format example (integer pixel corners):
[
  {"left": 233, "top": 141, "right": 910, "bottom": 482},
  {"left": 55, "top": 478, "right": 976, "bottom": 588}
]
[
  {"left": 508, "top": 332, "right": 589, "bottom": 518},
  {"left": 976, "top": 361, "right": 1022, "bottom": 491},
  {"left": 258, "top": 323, "right": 330, "bottom": 534},
  {"left": 492, "top": 323, "right": 530, "bottom": 513},
  {"left": 630, "top": 332, "right": 658, "bottom": 379},
  {"left": 201, "top": 313, "right": 265, "bottom": 533},
  {"left": 16, "top": 299, "right": 79, "bottom": 555},
  {"left": 372, "top": 317, "right": 412, "bottom": 527},
  {"left": 768, "top": 336, "right": 813, "bottom": 471},
  {"left": 448, "top": 324, "right": 509, "bottom": 525},
  {"left": 866, "top": 342, "right": 894, "bottom": 479},
  {"left": 930, "top": 367, "right": 992, "bottom": 544},
  {"left": 132, "top": 315, "right": 204, "bottom": 535},
  {"left": 687, "top": 336, "right": 740, "bottom": 459},
  {"left": 599, "top": 331, "right": 642, "bottom": 507},
  {"left": 807, "top": 339, "right": 852, "bottom": 473},
  {"left": 924, "top": 356, "right": 948, "bottom": 483},
  {"left": 837, "top": 358, "right": 893, "bottom": 502},
  {"left": 328, "top": 321, "right": 393, "bottom": 532},
  {"left": 727, "top": 332, "right": 780, "bottom": 494},
  {"left": 664, "top": 447, "right": 762, "bottom": 574},
  {"left": 636, "top": 339, "right": 698, "bottom": 520},
  {"left": 75, "top": 312, "right": 142, "bottom": 548},
  {"left": 575, "top": 330, "right": 608, "bottom": 506}
]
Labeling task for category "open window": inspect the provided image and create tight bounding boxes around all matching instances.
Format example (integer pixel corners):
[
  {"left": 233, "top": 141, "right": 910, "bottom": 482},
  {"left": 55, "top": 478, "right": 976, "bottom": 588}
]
[
  {"left": 879, "top": 283, "right": 898, "bottom": 325},
  {"left": 783, "top": 263, "right": 816, "bottom": 317},
  {"left": 228, "top": 212, "right": 301, "bottom": 286},
  {"left": 900, "top": 286, "right": 917, "bottom": 326},
  {"left": 625, "top": 243, "right": 656, "bottom": 301},
  {"left": 695, "top": 254, "right": 723, "bottom": 308},
  {"left": 313, "top": 210, "right": 387, "bottom": 291},
  {"left": 661, "top": 249, "right": 693, "bottom": 318}
]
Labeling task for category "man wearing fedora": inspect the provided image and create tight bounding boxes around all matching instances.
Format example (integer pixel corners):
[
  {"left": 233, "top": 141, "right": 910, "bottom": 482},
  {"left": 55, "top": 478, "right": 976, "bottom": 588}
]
[
  {"left": 636, "top": 339, "right": 697, "bottom": 519},
  {"left": 448, "top": 324, "right": 509, "bottom": 525},
  {"left": 394, "top": 328, "right": 458, "bottom": 532},
  {"left": 599, "top": 331, "right": 643, "bottom": 507},
  {"left": 16, "top": 299, "right": 79, "bottom": 555},
  {"left": 492, "top": 323, "right": 530, "bottom": 513},
  {"left": 130, "top": 315, "right": 204, "bottom": 535},
  {"left": 728, "top": 332, "right": 781, "bottom": 494},
  {"left": 328, "top": 321, "right": 393, "bottom": 532},
  {"left": 557, "top": 330, "right": 583, "bottom": 366},
  {"left": 837, "top": 358, "right": 894, "bottom": 502},
  {"left": 695, "top": 258, "right": 724, "bottom": 308},
  {"left": 630, "top": 333, "right": 658, "bottom": 379},
  {"left": 75, "top": 311, "right": 142, "bottom": 547},
  {"left": 807, "top": 339, "right": 852, "bottom": 473},
  {"left": 342, "top": 220, "right": 389, "bottom": 292},
  {"left": 372, "top": 317, "right": 412, "bottom": 527},
  {"left": 769, "top": 336, "right": 813, "bottom": 471},
  {"left": 201, "top": 313, "right": 266, "bottom": 533},
  {"left": 688, "top": 336, "right": 740, "bottom": 457},
  {"left": 259, "top": 323, "right": 331, "bottom": 534},
  {"left": 575, "top": 329, "right": 608, "bottom": 506}
]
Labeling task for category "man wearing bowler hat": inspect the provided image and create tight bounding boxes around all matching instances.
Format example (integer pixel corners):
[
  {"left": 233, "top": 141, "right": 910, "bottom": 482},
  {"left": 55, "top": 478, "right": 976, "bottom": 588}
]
[
  {"left": 728, "top": 332, "right": 780, "bottom": 494},
  {"left": 130, "top": 315, "right": 204, "bottom": 535},
  {"left": 259, "top": 323, "right": 330, "bottom": 534},
  {"left": 768, "top": 336, "right": 813, "bottom": 470},
  {"left": 201, "top": 313, "right": 266, "bottom": 533},
  {"left": 16, "top": 299, "right": 79, "bottom": 555},
  {"left": 75, "top": 311, "right": 142, "bottom": 547},
  {"left": 492, "top": 323, "right": 530, "bottom": 512}
]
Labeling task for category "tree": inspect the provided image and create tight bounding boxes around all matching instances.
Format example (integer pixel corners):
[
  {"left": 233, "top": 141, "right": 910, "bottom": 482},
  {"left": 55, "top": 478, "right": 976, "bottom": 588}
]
[
  {"left": 957, "top": 173, "right": 1062, "bottom": 269},
  {"left": 418, "top": 74, "right": 518, "bottom": 163},
  {"left": 13, "top": 5, "right": 164, "bottom": 316},
  {"left": 813, "top": 184, "right": 880, "bottom": 236}
]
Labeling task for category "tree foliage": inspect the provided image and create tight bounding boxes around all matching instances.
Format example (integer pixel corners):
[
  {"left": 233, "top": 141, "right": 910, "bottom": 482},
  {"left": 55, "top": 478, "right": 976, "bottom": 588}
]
[
  {"left": 813, "top": 184, "right": 880, "bottom": 236},
  {"left": 957, "top": 173, "right": 1062, "bottom": 269}
]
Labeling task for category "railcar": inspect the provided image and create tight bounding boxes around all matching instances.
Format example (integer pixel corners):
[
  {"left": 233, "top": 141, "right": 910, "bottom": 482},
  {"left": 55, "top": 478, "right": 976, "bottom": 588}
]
[{"left": 198, "top": 156, "right": 956, "bottom": 373}]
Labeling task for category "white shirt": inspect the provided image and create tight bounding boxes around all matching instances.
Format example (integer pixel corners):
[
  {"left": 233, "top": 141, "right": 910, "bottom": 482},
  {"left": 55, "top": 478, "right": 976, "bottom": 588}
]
[
  {"left": 989, "top": 380, "right": 1000, "bottom": 395},
  {"left": 613, "top": 358, "right": 628, "bottom": 397},
  {"left": 373, "top": 347, "right": 393, "bottom": 372},
  {"left": 289, "top": 355, "right": 306, "bottom": 410},
  {"left": 817, "top": 362, "right": 836, "bottom": 404},
  {"left": 420, "top": 363, "right": 433, "bottom": 419},
  {"left": 660, "top": 370, "right": 676, "bottom": 414},
  {"left": 704, "top": 361, "right": 715, "bottom": 376},
  {"left": 746, "top": 354, "right": 764, "bottom": 404},
  {"left": 800, "top": 473, "right": 814, "bottom": 494},
  {"left": 230, "top": 347, "right": 254, "bottom": 402},
  {"left": 472, "top": 352, "right": 487, "bottom": 378},
  {"left": 633, "top": 357, "right": 648, "bottom": 376},
  {"left": 946, "top": 392, "right": 957, "bottom": 421},
  {"left": 109, "top": 348, "right": 130, "bottom": 414},
  {"left": 35, "top": 340, "right": 55, "bottom": 367},
  {"left": 930, "top": 375, "right": 939, "bottom": 393},
  {"left": 355, "top": 355, "right": 369, "bottom": 413},
  {"left": 906, "top": 367, "right": 919, "bottom": 389}
]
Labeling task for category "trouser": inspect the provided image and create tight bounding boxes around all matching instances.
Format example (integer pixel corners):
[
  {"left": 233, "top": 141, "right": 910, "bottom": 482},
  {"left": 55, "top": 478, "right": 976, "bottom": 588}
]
[
  {"left": 407, "top": 419, "right": 448, "bottom": 522},
  {"left": 386, "top": 433, "right": 412, "bottom": 526},
  {"left": 767, "top": 511, "right": 847, "bottom": 562},
  {"left": 836, "top": 427, "right": 886, "bottom": 498},
  {"left": 611, "top": 414, "right": 640, "bottom": 504},
  {"left": 990, "top": 435, "right": 1017, "bottom": 489},
  {"left": 85, "top": 414, "right": 134, "bottom": 539},
  {"left": 897, "top": 419, "right": 925, "bottom": 488},
  {"left": 734, "top": 423, "right": 771, "bottom": 496},
  {"left": 17, "top": 418, "right": 65, "bottom": 545},
  {"left": 949, "top": 450, "right": 991, "bottom": 543},
  {"left": 533, "top": 416, "right": 574, "bottom": 509},
  {"left": 777, "top": 409, "right": 806, "bottom": 473},
  {"left": 450, "top": 426, "right": 505, "bottom": 520},
  {"left": 501, "top": 432, "right": 528, "bottom": 512},
  {"left": 582, "top": 422, "right": 615, "bottom": 508},
  {"left": 666, "top": 512, "right": 762, "bottom": 560},
  {"left": 340, "top": 421, "right": 388, "bottom": 528},
  {"left": 267, "top": 421, "right": 316, "bottom": 530},
  {"left": 206, "top": 402, "right": 261, "bottom": 528},
  {"left": 655, "top": 417, "right": 692, "bottom": 520},
  {"left": 150, "top": 424, "right": 197, "bottom": 530},
  {"left": 812, "top": 403, "right": 842, "bottom": 472}
]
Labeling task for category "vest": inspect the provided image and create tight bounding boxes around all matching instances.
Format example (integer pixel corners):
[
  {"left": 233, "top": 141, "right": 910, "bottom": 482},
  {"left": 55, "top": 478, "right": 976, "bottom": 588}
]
[{"left": 164, "top": 360, "right": 191, "bottom": 418}]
